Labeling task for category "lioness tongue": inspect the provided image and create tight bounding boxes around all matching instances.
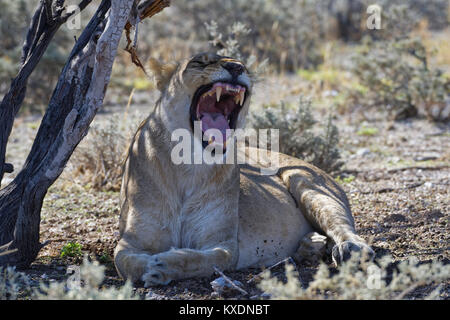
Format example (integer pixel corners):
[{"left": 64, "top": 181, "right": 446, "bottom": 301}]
[{"left": 200, "top": 113, "right": 229, "bottom": 143}]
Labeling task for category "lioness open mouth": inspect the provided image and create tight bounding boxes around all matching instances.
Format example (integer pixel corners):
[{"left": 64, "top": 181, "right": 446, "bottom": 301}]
[{"left": 190, "top": 81, "right": 247, "bottom": 150}]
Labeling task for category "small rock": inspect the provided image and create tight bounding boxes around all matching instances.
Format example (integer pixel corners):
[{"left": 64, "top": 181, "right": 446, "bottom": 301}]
[
  {"left": 356, "top": 148, "right": 371, "bottom": 157},
  {"left": 260, "top": 292, "right": 272, "bottom": 299},
  {"left": 389, "top": 156, "right": 401, "bottom": 164},
  {"left": 250, "top": 292, "right": 272, "bottom": 300},
  {"left": 210, "top": 277, "right": 244, "bottom": 295},
  {"left": 413, "top": 155, "right": 439, "bottom": 162},
  {"left": 384, "top": 214, "right": 407, "bottom": 223},
  {"left": 423, "top": 182, "right": 434, "bottom": 188},
  {"left": 425, "top": 210, "right": 444, "bottom": 221},
  {"left": 377, "top": 241, "right": 389, "bottom": 247}
]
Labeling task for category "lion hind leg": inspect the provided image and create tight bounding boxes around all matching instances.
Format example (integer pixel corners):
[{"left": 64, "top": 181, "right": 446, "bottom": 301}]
[{"left": 279, "top": 168, "right": 374, "bottom": 265}]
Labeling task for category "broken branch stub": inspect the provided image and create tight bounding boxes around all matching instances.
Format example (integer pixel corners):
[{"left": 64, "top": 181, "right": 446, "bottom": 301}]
[{"left": 124, "top": 0, "right": 171, "bottom": 73}]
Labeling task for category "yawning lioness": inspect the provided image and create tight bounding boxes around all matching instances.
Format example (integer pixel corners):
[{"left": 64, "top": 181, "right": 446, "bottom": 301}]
[{"left": 114, "top": 52, "right": 373, "bottom": 286}]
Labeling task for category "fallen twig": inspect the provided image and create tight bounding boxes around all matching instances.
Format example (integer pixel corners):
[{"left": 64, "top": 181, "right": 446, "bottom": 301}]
[
  {"left": 395, "top": 281, "right": 426, "bottom": 300},
  {"left": 247, "top": 257, "right": 298, "bottom": 284}
]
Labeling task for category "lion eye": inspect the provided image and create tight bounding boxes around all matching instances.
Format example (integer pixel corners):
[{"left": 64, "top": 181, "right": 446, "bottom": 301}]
[{"left": 189, "top": 60, "right": 206, "bottom": 68}]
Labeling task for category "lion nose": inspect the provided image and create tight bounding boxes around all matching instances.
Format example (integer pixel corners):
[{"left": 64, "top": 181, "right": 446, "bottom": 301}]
[{"left": 223, "top": 61, "right": 245, "bottom": 78}]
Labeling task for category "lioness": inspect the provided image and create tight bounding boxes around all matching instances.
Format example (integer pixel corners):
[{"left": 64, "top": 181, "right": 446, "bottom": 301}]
[{"left": 114, "top": 52, "right": 373, "bottom": 286}]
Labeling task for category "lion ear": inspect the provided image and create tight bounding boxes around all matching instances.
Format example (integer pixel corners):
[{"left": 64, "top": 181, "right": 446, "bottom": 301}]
[{"left": 147, "top": 58, "right": 178, "bottom": 92}]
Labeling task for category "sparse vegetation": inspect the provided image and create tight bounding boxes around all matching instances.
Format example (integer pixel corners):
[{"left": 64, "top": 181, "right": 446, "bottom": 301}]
[
  {"left": 249, "top": 97, "right": 343, "bottom": 174},
  {"left": 60, "top": 242, "right": 83, "bottom": 259},
  {"left": 0, "top": 265, "right": 30, "bottom": 300},
  {"left": 259, "top": 253, "right": 450, "bottom": 300},
  {"left": 357, "top": 126, "right": 379, "bottom": 136},
  {"left": 67, "top": 114, "right": 140, "bottom": 192},
  {"left": 2, "top": 252, "right": 448, "bottom": 300},
  {"left": 349, "top": 4, "right": 450, "bottom": 121},
  {"left": 34, "top": 257, "right": 136, "bottom": 300},
  {"left": 335, "top": 175, "right": 356, "bottom": 184}
]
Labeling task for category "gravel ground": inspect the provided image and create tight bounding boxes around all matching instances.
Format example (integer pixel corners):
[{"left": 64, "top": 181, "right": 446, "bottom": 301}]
[{"left": 3, "top": 75, "right": 449, "bottom": 300}]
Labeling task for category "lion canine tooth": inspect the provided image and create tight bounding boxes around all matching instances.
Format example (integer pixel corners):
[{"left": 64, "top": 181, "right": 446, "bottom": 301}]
[
  {"left": 239, "top": 91, "right": 245, "bottom": 106},
  {"left": 216, "top": 86, "right": 222, "bottom": 102},
  {"left": 234, "top": 95, "right": 240, "bottom": 104}
]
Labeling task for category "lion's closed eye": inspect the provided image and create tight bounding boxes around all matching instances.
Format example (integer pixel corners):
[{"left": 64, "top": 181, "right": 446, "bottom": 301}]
[{"left": 188, "top": 60, "right": 207, "bottom": 68}]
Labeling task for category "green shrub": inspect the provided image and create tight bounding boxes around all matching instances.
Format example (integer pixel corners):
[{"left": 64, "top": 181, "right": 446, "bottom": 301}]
[
  {"left": 60, "top": 242, "right": 83, "bottom": 258},
  {"left": 357, "top": 126, "right": 378, "bottom": 136}
]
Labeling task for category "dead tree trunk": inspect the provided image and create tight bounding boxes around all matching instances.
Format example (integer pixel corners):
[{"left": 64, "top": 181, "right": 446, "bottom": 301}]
[{"left": 0, "top": 0, "right": 169, "bottom": 269}]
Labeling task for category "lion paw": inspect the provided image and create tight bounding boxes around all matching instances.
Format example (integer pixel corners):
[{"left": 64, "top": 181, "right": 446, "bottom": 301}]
[
  {"left": 141, "top": 256, "right": 171, "bottom": 287},
  {"left": 332, "top": 240, "right": 374, "bottom": 266}
]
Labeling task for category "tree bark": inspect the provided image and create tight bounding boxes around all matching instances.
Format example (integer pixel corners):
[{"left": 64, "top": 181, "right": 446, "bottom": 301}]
[{"left": 0, "top": 0, "right": 137, "bottom": 268}]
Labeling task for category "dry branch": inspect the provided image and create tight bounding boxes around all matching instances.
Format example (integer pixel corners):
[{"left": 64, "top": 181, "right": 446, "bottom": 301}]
[
  {"left": 247, "top": 257, "right": 298, "bottom": 284},
  {"left": 124, "top": 0, "right": 171, "bottom": 73}
]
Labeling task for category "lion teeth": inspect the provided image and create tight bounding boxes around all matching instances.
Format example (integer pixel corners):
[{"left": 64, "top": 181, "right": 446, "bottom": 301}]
[
  {"left": 239, "top": 91, "right": 245, "bottom": 106},
  {"left": 216, "top": 86, "right": 222, "bottom": 102}
]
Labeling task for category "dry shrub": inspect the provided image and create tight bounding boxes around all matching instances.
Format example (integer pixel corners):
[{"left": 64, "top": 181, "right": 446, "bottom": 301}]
[
  {"left": 34, "top": 257, "right": 136, "bottom": 300},
  {"left": 0, "top": 265, "right": 30, "bottom": 300},
  {"left": 146, "top": 0, "right": 330, "bottom": 72},
  {"left": 67, "top": 112, "right": 141, "bottom": 192},
  {"left": 249, "top": 97, "right": 343, "bottom": 174},
  {"left": 259, "top": 253, "right": 450, "bottom": 300},
  {"left": 348, "top": 4, "right": 450, "bottom": 121}
]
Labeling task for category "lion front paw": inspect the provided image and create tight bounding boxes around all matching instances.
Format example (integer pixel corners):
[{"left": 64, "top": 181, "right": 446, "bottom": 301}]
[
  {"left": 141, "top": 256, "right": 171, "bottom": 287},
  {"left": 332, "top": 240, "right": 375, "bottom": 266}
]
